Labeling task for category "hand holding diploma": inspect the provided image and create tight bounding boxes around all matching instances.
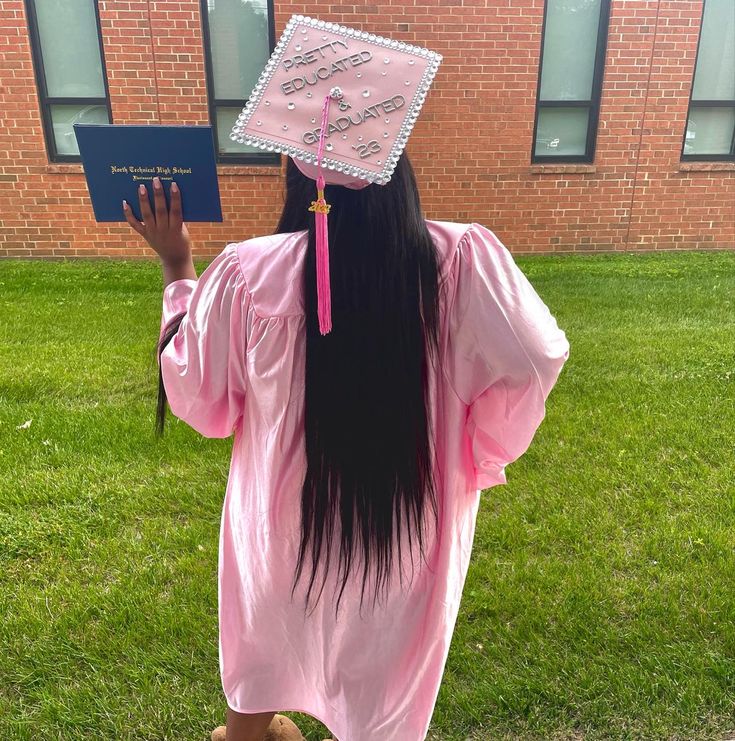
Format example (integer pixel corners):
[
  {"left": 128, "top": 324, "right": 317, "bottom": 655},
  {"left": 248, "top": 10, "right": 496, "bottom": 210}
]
[{"left": 123, "top": 176, "right": 193, "bottom": 268}]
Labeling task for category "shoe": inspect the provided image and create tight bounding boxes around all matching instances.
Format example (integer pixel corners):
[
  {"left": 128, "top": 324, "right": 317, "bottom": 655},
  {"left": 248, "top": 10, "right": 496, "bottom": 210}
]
[
  {"left": 265, "top": 714, "right": 305, "bottom": 740},
  {"left": 210, "top": 713, "right": 306, "bottom": 740}
]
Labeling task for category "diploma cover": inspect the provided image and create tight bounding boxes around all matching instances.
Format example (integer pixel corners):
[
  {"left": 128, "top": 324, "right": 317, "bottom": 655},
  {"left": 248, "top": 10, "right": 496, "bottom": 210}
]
[{"left": 73, "top": 124, "right": 224, "bottom": 223}]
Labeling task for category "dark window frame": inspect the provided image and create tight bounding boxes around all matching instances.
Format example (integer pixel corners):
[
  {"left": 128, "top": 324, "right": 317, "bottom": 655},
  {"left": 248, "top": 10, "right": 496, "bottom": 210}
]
[
  {"left": 200, "top": 0, "right": 280, "bottom": 166},
  {"left": 530, "top": 0, "right": 612, "bottom": 164},
  {"left": 24, "top": 0, "right": 113, "bottom": 164},
  {"left": 680, "top": 0, "right": 735, "bottom": 162}
]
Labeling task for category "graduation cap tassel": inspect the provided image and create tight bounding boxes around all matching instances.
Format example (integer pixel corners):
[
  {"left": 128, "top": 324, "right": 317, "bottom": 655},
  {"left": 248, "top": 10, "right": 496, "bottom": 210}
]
[
  {"left": 309, "top": 92, "right": 336, "bottom": 335},
  {"left": 313, "top": 173, "right": 331, "bottom": 334}
]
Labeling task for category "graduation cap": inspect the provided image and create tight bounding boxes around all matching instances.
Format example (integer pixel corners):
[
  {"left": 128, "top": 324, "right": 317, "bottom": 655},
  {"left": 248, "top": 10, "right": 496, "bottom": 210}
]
[{"left": 229, "top": 15, "right": 442, "bottom": 334}]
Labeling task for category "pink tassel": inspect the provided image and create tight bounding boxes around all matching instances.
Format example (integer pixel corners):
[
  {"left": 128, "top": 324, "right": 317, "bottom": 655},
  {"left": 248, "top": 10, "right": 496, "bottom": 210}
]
[
  {"left": 308, "top": 94, "right": 335, "bottom": 335},
  {"left": 314, "top": 175, "right": 332, "bottom": 334}
]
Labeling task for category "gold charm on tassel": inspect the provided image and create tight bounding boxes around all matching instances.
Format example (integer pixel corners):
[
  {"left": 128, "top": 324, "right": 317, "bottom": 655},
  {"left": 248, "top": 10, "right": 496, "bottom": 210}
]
[{"left": 308, "top": 188, "right": 331, "bottom": 215}]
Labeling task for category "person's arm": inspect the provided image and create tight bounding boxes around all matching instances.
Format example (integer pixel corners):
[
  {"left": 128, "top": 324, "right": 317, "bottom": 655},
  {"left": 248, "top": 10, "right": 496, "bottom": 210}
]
[
  {"left": 161, "top": 255, "right": 197, "bottom": 287},
  {"left": 123, "top": 176, "right": 196, "bottom": 287},
  {"left": 157, "top": 243, "right": 250, "bottom": 438},
  {"left": 123, "top": 176, "right": 249, "bottom": 438},
  {"left": 446, "top": 223, "right": 570, "bottom": 491}
]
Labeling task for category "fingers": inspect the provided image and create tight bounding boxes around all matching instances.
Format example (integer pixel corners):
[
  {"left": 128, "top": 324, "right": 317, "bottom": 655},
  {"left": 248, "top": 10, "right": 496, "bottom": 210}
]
[
  {"left": 169, "top": 181, "right": 182, "bottom": 229},
  {"left": 138, "top": 182, "right": 154, "bottom": 227},
  {"left": 122, "top": 200, "right": 145, "bottom": 236},
  {"left": 152, "top": 176, "right": 169, "bottom": 229}
]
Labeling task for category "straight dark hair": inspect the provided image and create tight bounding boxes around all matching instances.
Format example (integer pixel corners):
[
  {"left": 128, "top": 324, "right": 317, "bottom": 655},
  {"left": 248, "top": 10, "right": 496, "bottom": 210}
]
[
  {"left": 155, "top": 152, "right": 442, "bottom": 618},
  {"left": 276, "top": 153, "right": 441, "bottom": 618}
]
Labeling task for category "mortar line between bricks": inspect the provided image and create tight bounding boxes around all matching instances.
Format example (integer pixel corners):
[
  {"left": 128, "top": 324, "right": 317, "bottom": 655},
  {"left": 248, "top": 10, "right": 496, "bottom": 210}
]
[
  {"left": 624, "top": 0, "right": 663, "bottom": 252},
  {"left": 145, "top": 0, "right": 163, "bottom": 124}
]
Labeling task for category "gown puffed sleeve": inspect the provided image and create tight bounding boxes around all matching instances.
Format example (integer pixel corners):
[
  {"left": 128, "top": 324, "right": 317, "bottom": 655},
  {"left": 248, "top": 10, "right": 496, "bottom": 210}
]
[
  {"left": 446, "top": 223, "right": 570, "bottom": 490},
  {"left": 157, "top": 242, "right": 249, "bottom": 439}
]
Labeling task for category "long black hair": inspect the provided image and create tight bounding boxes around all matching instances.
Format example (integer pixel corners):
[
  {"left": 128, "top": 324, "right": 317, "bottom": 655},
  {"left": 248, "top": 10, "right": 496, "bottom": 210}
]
[
  {"left": 276, "top": 153, "right": 442, "bottom": 618},
  {"left": 155, "top": 152, "right": 442, "bottom": 618}
]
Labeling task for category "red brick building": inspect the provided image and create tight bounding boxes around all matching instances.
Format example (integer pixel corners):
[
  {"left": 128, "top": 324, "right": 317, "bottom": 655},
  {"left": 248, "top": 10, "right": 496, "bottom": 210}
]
[{"left": 0, "top": 0, "right": 733, "bottom": 258}]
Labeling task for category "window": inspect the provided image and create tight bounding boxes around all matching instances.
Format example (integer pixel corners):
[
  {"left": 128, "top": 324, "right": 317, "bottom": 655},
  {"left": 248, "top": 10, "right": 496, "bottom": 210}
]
[
  {"left": 531, "top": 0, "right": 611, "bottom": 163},
  {"left": 25, "top": 0, "right": 112, "bottom": 163},
  {"left": 682, "top": 0, "right": 735, "bottom": 160},
  {"left": 201, "top": 0, "right": 278, "bottom": 164}
]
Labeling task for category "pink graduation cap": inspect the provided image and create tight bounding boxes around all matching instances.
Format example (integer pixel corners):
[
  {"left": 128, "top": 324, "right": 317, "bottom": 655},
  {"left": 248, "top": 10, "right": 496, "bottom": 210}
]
[{"left": 229, "top": 15, "right": 442, "bottom": 335}]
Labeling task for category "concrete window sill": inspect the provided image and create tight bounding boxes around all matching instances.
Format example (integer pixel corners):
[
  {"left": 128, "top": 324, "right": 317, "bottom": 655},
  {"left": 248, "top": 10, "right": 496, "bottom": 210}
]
[
  {"left": 44, "top": 163, "right": 283, "bottom": 176},
  {"left": 678, "top": 161, "right": 735, "bottom": 172},
  {"left": 529, "top": 164, "right": 597, "bottom": 175}
]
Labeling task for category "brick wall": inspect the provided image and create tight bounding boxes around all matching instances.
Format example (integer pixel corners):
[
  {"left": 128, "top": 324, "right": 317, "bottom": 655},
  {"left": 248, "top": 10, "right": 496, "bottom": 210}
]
[{"left": 0, "top": 0, "right": 732, "bottom": 259}]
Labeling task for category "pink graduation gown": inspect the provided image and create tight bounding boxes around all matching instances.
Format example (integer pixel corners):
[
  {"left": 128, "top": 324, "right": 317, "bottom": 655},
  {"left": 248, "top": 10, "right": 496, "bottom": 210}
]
[{"left": 158, "top": 220, "right": 570, "bottom": 741}]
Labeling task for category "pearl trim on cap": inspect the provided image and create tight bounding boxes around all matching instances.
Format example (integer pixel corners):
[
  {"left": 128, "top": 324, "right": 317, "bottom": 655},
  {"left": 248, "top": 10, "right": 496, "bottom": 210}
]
[{"left": 228, "top": 15, "right": 442, "bottom": 186}]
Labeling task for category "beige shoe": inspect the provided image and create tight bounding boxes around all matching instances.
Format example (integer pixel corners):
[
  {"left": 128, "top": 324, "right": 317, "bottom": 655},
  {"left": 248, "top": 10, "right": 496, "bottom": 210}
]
[
  {"left": 210, "top": 714, "right": 306, "bottom": 740},
  {"left": 265, "top": 714, "right": 305, "bottom": 740}
]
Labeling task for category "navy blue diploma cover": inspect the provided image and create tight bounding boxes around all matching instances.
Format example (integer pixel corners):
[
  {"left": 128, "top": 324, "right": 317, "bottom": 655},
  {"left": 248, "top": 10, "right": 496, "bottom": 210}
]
[{"left": 73, "top": 124, "right": 223, "bottom": 223}]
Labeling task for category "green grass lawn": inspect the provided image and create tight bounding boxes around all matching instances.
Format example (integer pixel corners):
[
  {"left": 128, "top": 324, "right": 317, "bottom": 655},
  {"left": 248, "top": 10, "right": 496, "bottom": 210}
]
[{"left": 1, "top": 249, "right": 734, "bottom": 741}]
